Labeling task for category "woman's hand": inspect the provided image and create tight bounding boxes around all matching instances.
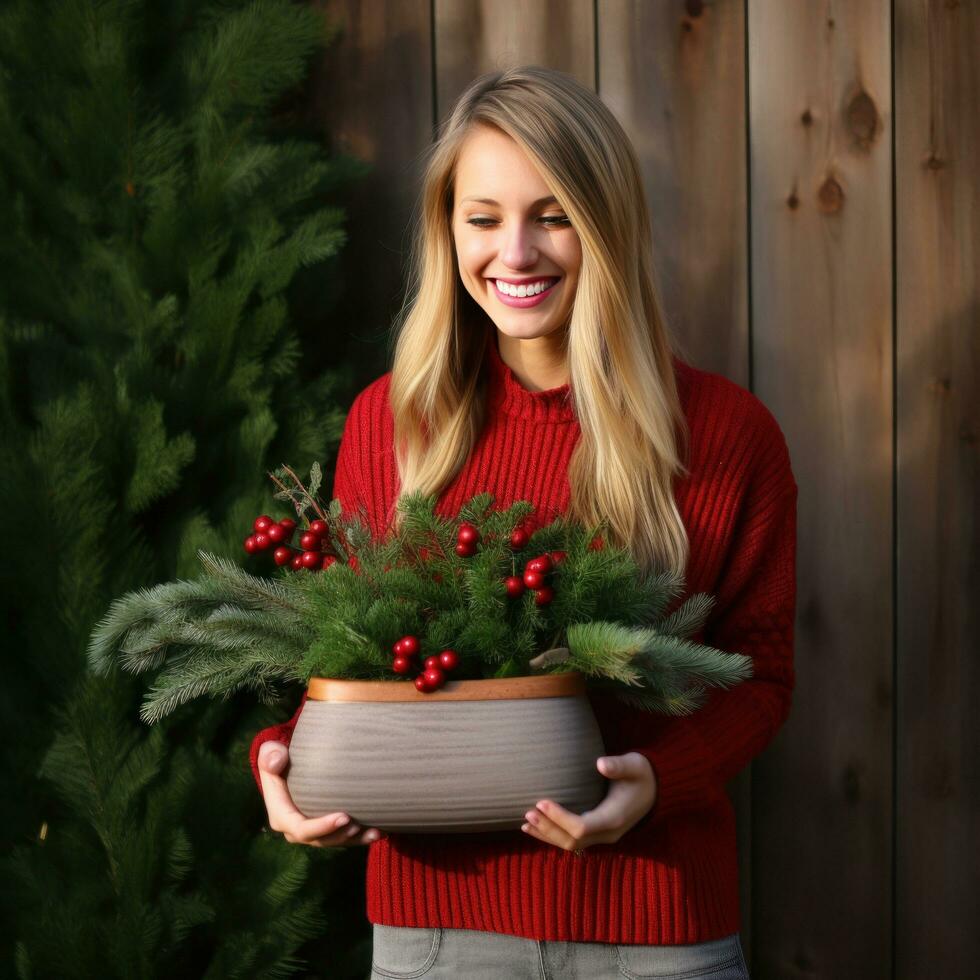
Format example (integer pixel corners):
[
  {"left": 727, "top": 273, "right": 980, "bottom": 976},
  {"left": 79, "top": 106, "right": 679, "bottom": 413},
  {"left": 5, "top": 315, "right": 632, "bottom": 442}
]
[
  {"left": 257, "top": 740, "right": 387, "bottom": 848},
  {"left": 520, "top": 752, "right": 657, "bottom": 852}
]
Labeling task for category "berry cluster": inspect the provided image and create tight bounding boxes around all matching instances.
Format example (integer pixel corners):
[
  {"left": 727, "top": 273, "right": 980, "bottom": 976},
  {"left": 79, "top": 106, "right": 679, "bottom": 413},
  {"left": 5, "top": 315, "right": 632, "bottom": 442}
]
[
  {"left": 453, "top": 521, "right": 565, "bottom": 607},
  {"left": 504, "top": 546, "right": 566, "bottom": 607},
  {"left": 391, "top": 635, "right": 460, "bottom": 693},
  {"left": 243, "top": 514, "right": 352, "bottom": 572}
]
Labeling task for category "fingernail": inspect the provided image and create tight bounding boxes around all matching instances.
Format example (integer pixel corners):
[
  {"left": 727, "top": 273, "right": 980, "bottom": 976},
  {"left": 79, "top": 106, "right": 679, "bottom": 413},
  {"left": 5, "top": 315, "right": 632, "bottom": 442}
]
[
  {"left": 335, "top": 816, "right": 350, "bottom": 828},
  {"left": 268, "top": 751, "right": 285, "bottom": 768},
  {"left": 365, "top": 830, "right": 379, "bottom": 841}
]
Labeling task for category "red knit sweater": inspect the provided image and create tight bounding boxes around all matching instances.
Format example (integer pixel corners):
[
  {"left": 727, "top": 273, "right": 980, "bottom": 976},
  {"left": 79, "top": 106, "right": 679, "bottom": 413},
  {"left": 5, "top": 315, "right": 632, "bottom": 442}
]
[{"left": 249, "top": 334, "right": 798, "bottom": 945}]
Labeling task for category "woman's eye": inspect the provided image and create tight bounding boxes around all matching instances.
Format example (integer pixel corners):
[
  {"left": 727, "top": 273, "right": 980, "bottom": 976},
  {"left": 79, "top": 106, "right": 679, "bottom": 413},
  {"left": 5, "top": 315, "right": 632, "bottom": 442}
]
[{"left": 465, "top": 216, "right": 571, "bottom": 228}]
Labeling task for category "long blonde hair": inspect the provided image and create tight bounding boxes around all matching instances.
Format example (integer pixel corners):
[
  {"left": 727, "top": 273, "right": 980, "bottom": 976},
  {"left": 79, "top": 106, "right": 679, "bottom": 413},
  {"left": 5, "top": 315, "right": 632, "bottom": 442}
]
[{"left": 386, "top": 65, "right": 690, "bottom": 579}]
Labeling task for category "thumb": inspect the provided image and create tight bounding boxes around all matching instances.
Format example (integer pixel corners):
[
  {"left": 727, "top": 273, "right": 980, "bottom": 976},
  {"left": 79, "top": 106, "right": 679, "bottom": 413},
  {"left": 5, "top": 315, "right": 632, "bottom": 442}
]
[
  {"left": 597, "top": 755, "right": 621, "bottom": 777},
  {"left": 259, "top": 741, "right": 289, "bottom": 775}
]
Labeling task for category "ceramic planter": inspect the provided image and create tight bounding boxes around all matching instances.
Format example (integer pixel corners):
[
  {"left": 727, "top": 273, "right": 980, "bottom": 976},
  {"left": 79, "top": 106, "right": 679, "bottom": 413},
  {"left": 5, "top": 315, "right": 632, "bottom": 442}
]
[{"left": 285, "top": 671, "right": 608, "bottom": 833}]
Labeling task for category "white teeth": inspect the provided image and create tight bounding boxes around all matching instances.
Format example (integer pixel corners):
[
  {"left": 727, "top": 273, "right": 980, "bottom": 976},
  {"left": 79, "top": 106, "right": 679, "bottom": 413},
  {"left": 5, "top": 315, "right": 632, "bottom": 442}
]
[{"left": 495, "top": 278, "right": 556, "bottom": 297}]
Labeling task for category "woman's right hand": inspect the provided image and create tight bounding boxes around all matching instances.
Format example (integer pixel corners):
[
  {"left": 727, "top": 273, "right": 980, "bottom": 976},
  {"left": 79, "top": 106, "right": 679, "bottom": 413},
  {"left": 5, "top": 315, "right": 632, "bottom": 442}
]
[{"left": 257, "top": 740, "right": 387, "bottom": 848}]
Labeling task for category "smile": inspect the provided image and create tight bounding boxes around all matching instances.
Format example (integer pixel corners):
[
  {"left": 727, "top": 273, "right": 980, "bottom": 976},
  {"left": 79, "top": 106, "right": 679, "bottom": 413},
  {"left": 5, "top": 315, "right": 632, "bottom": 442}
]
[{"left": 490, "top": 277, "right": 561, "bottom": 308}]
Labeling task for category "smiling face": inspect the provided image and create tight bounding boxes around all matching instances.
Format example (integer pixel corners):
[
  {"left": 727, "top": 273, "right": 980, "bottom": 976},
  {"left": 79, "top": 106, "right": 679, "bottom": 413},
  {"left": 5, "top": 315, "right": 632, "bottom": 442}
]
[{"left": 452, "top": 124, "right": 581, "bottom": 358}]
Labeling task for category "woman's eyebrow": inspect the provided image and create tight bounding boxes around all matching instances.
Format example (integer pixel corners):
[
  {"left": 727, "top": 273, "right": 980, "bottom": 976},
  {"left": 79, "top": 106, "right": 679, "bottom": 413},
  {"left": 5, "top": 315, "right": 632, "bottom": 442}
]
[{"left": 460, "top": 195, "right": 559, "bottom": 207}]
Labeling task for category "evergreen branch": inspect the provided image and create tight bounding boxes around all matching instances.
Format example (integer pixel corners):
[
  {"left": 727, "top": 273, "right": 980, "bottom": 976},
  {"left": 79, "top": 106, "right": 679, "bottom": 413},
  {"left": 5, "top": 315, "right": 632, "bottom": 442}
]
[
  {"left": 633, "top": 630, "right": 753, "bottom": 689},
  {"left": 654, "top": 592, "right": 715, "bottom": 638},
  {"left": 87, "top": 577, "right": 246, "bottom": 676},
  {"left": 139, "top": 647, "right": 304, "bottom": 724},
  {"left": 196, "top": 550, "right": 307, "bottom": 615}
]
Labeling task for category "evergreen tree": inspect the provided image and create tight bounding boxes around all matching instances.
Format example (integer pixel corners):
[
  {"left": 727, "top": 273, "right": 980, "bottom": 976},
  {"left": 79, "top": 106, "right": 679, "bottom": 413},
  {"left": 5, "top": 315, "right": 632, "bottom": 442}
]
[{"left": 0, "top": 1, "right": 372, "bottom": 976}]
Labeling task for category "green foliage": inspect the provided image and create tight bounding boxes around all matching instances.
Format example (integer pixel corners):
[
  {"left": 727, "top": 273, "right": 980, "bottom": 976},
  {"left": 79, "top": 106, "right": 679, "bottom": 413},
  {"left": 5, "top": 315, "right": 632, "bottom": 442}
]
[
  {"left": 0, "top": 0, "right": 371, "bottom": 975},
  {"left": 90, "top": 490, "right": 753, "bottom": 724}
]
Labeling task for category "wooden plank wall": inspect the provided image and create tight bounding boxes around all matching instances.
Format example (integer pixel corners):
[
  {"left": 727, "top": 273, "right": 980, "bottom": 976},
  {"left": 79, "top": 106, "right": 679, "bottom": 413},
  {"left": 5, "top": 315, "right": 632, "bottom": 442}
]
[{"left": 311, "top": 2, "right": 979, "bottom": 977}]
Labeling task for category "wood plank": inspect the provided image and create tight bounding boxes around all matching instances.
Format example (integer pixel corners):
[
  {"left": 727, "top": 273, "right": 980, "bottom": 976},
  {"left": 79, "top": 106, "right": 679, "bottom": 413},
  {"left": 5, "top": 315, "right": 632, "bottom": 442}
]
[
  {"left": 307, "top": 0, "right": 434, "bottom": 375},
  {"left": 599, "top": 0, "right": 749, "bottom": 378},
  {"left": 748, "top": 2, "right": 893, "bottom": 976},
  {"left": 895, "top": 2, "right": 980, "bottom": 977},
  {"left": 434, "top": 0, "right": 595, "bottom": 121}
]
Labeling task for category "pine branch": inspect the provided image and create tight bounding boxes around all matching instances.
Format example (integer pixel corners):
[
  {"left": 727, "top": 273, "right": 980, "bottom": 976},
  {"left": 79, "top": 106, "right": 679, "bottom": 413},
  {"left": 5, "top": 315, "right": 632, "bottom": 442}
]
[
  {"left": 196, "top": 550, "right": 307, "bottom": 614},
  {"left": 87, "top": 577, "right": 242, "bottom": 676},
  {"left": 139, "top": 646, "right": 304, "bottom": 725},
  {"left": 653, "top": 592, "right": 715, "bottom": 638}
]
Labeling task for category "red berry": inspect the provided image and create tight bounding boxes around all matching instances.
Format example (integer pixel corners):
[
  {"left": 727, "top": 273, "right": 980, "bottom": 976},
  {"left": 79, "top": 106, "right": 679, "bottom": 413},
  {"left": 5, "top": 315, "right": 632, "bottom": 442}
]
[
  {"left": 253, "top": 515, "right": 274, "bottom": 532},
  {"left": 534, "top": 586, "right": 555, "bottom": 606},
  {"left": 266, "top": 523, "right": 286, "bottom": 543},
  {"left": 279, "top": 518, "right": 297, "bottom": 533},
  {"left": 455, "top": 542, "right": 476, "bottom": 558},
  {"left": 399, "top": 635, "right": 420, "bottom": 657},
  {"left": 418, "top": 546, "right": 430, "bottom": 561},
  {"left": 253, "top": 532, "right": 272, "bottom": 551},
  {"left": 414, "top": 674, "right": 433, "bottom": 693},
  {"left": 504, "top": 575, "right": 525, "bottom": 598},
  {"left": 273, "top": 547, "right": 293, "bottom": 566},
  {"left": 523, "top": 569, "right": 544, "bottom": 589},
  {"left": 457, "top": 523, "right": 479, "bottom": 545},
  {"left": 392, "top": 656, "right": 413, "bottom": 675},
  {"left": 243, "top": 535, "right": 259, "bottom": 554},
  {"left": 433, "top": 573, "right": 443, "bottom": 583},
  {"left": 438, "top": 650, "right": 459, "bottom": 671},
  {"left": 526, "top": 554, "right": 553, "bottom": 575},
  {"left": 309, "top": 519, "right": 329, "bottom": 535},
  {"left": 290, "top": 554, "right": 303, "bottom": 570},
  {"left": 589, "top": 536, "right": 604, "bottom": 551},
  {"left": 423, "top": 655, "right": 441, "bottom": 671},
  {"left": 549, "top": 550, "right": 567, "bottom": 564},
  {"left": 348, "top": 555, "right": 359, "bottom": 573},
  {"left": 299, "top": 531, "right": 321, "bottom": 551},
  {"left": 321, "top": 555, "right": 337, "bottom": 569},
  {"left": 423, "top": 666, "right": 445, "bottom": 688},
  {"left": 300, "top": 550, "right": 322, "bottom": 568},
  {"left": 510, "top": 527, "right": 530, "bottom": 549}
]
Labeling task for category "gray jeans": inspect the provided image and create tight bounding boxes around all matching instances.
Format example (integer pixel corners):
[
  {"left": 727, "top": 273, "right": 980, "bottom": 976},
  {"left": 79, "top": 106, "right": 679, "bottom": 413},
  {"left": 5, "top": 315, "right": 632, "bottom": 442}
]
[{"left": 370, "top": 924, "right": 750, "bottom": 979}]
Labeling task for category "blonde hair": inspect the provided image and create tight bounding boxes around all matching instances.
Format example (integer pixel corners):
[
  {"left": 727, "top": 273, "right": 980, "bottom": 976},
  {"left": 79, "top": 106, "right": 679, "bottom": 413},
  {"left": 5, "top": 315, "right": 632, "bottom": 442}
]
[{"left": 386, "top": 65, "right": 690, "bottom": 579}]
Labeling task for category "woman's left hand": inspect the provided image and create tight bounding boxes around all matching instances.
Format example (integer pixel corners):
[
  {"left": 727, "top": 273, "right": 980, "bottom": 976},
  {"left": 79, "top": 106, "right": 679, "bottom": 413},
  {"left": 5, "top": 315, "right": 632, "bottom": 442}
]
[{"left": 521, "top": 752, "right": 657, "bottom": 852}]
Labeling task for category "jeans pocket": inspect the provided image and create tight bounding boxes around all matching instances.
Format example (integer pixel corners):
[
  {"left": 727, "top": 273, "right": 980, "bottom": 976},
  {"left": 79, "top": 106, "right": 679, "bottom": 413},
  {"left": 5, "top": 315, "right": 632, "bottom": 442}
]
[
  {"left": 371, "top": 924, "right": 442, "bottom": 979},
  {"left": 615, "top": 932, "right": 748, "bottom": 979}
]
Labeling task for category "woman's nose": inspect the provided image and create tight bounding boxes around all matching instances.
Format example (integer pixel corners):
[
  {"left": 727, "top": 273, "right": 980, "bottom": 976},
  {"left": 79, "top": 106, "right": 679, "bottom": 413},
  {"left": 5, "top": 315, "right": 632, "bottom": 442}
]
[{"left": 500, "top": 224, "right": 538, "bottom": 269}]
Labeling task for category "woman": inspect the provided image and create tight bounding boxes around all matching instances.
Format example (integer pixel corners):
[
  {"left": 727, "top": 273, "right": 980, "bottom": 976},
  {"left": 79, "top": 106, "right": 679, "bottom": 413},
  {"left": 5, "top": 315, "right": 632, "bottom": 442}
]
[{"left": 251, "top": 66, "right": 795, "bottom": 979}]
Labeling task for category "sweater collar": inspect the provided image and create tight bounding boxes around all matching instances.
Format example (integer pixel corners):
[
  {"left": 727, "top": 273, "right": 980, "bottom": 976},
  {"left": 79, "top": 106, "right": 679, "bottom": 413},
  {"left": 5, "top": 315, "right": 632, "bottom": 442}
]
[{"left": 485, "top": 333, "right": 577, "bottom": 424}]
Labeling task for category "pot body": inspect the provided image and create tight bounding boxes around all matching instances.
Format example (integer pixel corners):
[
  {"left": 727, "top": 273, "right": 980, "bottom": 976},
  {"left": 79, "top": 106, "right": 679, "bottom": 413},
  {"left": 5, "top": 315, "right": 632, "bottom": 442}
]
[{"left": 286, "top": 673, "right": 608, "bottom": 833}]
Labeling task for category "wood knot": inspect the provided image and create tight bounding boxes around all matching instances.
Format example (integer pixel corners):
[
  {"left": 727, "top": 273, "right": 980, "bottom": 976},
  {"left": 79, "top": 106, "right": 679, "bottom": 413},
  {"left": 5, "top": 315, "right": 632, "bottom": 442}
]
[
  {"left": 926, "top": 153, "right": 946, "bottom": 171},
  {"left": 685, "top": 0, "right": 704, "bottom": 17},
  {"left": 929, "top": 376, "right": 951, "bottom": 395},
  {"left": 817, "top": 176, "right": 844, "bottom": 213},
  {"left": 787, "top": 191, "right": 800, "bottom": 210},
  {"left": 801, "top": 108, "right": 814, "bottom": 127},
  {"left": 845, "top": 89, "right": 880, "bottom": 150}
]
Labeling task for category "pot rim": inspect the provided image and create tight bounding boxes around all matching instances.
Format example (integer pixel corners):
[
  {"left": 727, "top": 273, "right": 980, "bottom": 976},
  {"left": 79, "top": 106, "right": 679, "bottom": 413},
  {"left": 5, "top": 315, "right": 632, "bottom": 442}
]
[{"left": 307, "top": 671, "right": 586, "bottom": 703}]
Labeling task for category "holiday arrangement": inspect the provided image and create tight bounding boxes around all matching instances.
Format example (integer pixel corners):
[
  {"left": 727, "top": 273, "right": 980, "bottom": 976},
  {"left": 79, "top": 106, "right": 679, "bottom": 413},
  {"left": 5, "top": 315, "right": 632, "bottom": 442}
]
[{"left": 88, "top": 464, "right": 753, "bottom": 725}]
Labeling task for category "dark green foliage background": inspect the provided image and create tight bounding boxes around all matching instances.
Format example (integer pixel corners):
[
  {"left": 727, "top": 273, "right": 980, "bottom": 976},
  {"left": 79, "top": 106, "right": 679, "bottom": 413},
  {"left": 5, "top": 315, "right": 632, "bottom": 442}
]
[{"left": 0, "top": 1, "right": 377, "bottom": 976}]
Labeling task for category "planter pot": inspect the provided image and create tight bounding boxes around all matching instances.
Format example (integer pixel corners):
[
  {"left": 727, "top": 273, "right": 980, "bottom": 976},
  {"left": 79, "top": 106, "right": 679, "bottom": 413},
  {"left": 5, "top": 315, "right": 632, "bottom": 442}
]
[{"left": 286, "top": 671, "right": 608, "bottom": 833}]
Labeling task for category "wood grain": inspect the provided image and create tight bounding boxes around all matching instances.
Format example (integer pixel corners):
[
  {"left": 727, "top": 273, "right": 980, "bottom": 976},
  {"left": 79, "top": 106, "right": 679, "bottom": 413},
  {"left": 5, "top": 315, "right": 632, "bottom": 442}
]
[{"left": 895, "top": 2, "right": 979, "bottom": 977}]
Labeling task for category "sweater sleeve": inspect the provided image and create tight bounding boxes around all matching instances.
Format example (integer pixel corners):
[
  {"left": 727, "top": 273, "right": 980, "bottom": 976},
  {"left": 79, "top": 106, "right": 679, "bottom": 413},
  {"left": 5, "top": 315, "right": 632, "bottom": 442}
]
[
  {"left": 247, "top": 397, "right": 366, "bottom": 797},
  {"left": 625, "top": 411, "right": 798, "bottom": 832}
]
